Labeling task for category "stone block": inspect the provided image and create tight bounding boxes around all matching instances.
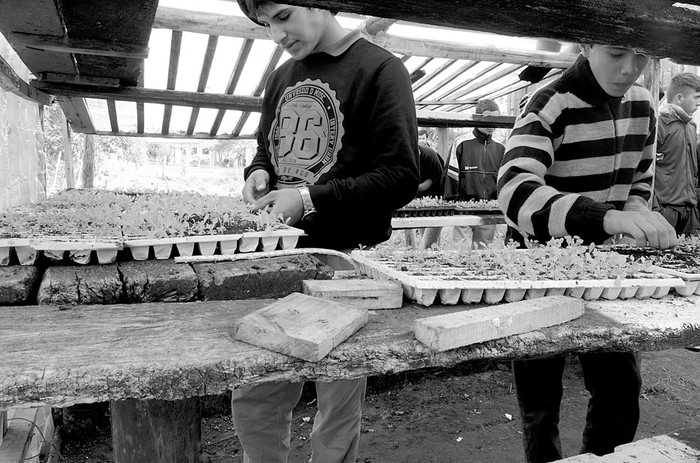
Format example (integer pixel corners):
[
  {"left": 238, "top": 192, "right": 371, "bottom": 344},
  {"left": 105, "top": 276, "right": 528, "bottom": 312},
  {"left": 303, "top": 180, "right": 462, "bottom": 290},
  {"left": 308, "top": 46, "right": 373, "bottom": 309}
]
[
  {"left": 120, "top": 260, "right": 198, "bottom": 303},
  {"left": 0, "top": 266, "right": 39, "bottom": 305},
  {"left": 38, "top": 264, "right": 122, "bottom": 305},
  {"left": 194, "top": 254, "right": 334, "bottom": 301}
]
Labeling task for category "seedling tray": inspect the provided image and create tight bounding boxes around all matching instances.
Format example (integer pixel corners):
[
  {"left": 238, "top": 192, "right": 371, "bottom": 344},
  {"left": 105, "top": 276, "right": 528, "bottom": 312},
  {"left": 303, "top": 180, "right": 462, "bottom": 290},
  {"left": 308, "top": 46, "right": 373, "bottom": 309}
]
[
  {"left": 124, "top": 227, "right": 305, "bottom": 261},
  {"left": 351, "top": 251, "right": 684, "bottom": 306},
  {"left": 393, "top": 207, "right": 457, "bottom": 218},
  {"left": 0, "top": 236, "right": 122, "bottom": 265}
]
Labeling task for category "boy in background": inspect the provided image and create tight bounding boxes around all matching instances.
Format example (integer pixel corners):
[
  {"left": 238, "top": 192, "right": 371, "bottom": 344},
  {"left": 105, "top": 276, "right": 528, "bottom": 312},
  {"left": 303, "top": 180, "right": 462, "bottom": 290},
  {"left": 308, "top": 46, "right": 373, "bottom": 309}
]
[
  {"left": 236, "top": 1, "right": 419, "bottom": 462},
  {"left": 444, "top": 98, "right": 504, "bottom": 250},
  {"left": 498, "top": 45, "right": 677, "bottom": 462},
  {"left": 653, "top": 72, "right": 700, "bottom": 236}
]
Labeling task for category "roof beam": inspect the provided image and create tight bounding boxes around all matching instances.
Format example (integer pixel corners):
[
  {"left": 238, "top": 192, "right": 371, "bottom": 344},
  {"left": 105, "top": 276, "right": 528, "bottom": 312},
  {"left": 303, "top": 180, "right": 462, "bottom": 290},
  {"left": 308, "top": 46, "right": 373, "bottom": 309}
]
[
  {"left": 7, "top": 32, "right": 149, "bottom": 60},
  {"left": 153, "top": 6, "right": 577, "bottom": 68},
  {"left": 187, "top": 35, "right": 219, "bottom": 135},
  {"left": 371, "top": 33, "right": 574, "bottom": 68},
  {"left": 286, "top": 0, "right": 700, "bottom": 65},
  {"left": 162, "top": 30, "right": 183, "bottom": 135},
  {"left": 210, "top": 38, "right": 254, "bottom": 136},
  {"left": 416, "top": 110, "right": 514, "bottom": 128},
  {"left": 0, "top": 54, "right": 53, "bottom": 105},
  {"left": 32, "top": 83, "right": 264, "bottom": 112},
  {"left": 54, "top": 96, "right": 96, "bottom": 134}
]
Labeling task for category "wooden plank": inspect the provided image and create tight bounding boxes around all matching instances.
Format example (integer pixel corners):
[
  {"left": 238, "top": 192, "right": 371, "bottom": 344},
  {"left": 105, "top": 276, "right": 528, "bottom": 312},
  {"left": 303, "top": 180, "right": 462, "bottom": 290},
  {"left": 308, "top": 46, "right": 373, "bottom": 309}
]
[
  {"left": 153, "top": 7, "right": 577, "bottom": 67},
  {"left": 60, "top": 111, "right": 75, "bottom": 189},
  {"left": 0, "top": 410, "right": 5, "bottom": 446},
  {"left": 186, "top": 34, "right": 219, "bottom": 135},
  {"left": 1, "top": 296, "right": 699, "bottom": 408},
  {"left": 232, "top": 293, "right": 368, "bottom": 362},
  {"left": 414, "top": 295, "right": 585, "bottom": 352},
  {"left": 0, "top": 54, "right": 54, "bottom": 106},
  {"left": 55, "top": 96, "right": 95, "bottom": 133},
  {"left": 33, "top": 82, "right": 263, "bottom": 111},
  {"left": 39, "top": 72, "right": 119, "bottom": 87},
  {"left": 302, "top": 278, "right": 403, "bottom": 309},
  {"left": 417, "top": 110, "right": 514, "bottom": 128},
  {"left": 7, "top": 32, "right": 149, "bottom": 59},
  {"left": 291, "top": 0, "right": 700, "bottom": 65},
  {"left": 210, "top": 38, "right": 253, "bottom": 136},
  {"left": 106, "top": 99, "right": 119, "bottom": 133}
]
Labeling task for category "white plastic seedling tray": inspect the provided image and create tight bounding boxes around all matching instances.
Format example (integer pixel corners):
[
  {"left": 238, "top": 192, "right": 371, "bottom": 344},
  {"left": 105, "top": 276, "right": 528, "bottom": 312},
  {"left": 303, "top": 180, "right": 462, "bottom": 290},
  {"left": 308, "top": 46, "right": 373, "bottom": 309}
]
[
  {"left": 351, "top": 251, "right": 685, "bottom": 306},
  {"left": 0, "top": 237, "right": 122, "bottom": 265},
  {"left": 651, "top": 266, "right": 700, "bottom": 296},
  {"left": 124, "top": 227, "right": 305, "bottom": 261}
]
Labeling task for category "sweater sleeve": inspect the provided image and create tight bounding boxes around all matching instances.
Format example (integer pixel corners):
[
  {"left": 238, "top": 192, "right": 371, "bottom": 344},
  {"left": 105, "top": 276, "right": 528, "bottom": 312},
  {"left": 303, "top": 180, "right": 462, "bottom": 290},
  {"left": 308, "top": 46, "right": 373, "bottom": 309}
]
[
  {"left": 309, "top": 57, "right": 419, "bottom": 215},
  {"left": 497, "top": 91, "right": 613, "bottom": 243}
]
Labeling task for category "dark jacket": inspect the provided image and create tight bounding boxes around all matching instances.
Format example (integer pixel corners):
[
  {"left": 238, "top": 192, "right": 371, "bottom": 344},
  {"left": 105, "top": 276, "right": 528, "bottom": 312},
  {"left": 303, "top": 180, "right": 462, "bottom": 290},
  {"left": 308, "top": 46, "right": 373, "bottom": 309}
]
[
  {"left": 417, "top": 144, "right": 444, "bottom": 198},
  {"left": 444, "top": 128, "right": 504, "bottom": 201},
  {"left": 654, "top": 102, "right": 699, "bottom": 208}
]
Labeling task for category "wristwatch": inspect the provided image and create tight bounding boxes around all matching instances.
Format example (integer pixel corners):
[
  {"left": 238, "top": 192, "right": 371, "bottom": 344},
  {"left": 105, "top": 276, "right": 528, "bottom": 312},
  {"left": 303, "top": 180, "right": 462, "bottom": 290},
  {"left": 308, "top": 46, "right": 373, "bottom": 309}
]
[{"left": 298, "top": 186, "right": 317, "bottom": 221}]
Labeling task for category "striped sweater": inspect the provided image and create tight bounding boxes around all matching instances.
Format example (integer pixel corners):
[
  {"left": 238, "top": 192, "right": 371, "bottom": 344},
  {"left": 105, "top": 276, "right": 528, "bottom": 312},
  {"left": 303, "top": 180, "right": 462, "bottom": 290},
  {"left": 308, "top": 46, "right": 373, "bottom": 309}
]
[{"left": 497, "top": 55, "right": 657, "bottom": 245}]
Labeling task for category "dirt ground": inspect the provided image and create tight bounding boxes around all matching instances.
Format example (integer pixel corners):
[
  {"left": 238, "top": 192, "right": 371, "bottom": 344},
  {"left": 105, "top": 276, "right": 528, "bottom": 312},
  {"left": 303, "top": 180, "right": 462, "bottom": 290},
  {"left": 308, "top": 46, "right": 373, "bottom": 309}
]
[{"left": 57, "top": 348, "right": 700, "bottom": 463}]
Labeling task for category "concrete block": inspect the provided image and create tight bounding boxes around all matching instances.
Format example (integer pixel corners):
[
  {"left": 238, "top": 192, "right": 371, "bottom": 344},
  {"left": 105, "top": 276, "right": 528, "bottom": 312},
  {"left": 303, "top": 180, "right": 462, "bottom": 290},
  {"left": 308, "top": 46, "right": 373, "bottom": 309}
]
[
  {"left": 0, "top": 266, "right": 40, "bottom": 305},
  {"left": 120, "top": 260, "right": 198, "bottom": 303},
  {"left": 38, "top": 264, "right": 122, "bottom": 305}
]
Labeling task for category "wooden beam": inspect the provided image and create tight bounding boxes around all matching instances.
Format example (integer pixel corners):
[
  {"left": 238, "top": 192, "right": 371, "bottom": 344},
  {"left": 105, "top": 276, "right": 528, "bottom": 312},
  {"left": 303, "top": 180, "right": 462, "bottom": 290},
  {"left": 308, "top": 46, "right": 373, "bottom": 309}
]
[
  {"left": 94, "top": 130, "right": 256, "bottom": 140},
  {"left": 7, "top": 32, "right": 149, "bottom": 60},
  {"left": 413, "top": 59, "right": 458, "bottom": 92},
  {"left": 359, "top": 17, "right": 398, "bottom": 36},
  {"left": 33, "top": 83, "right": 264, "bottom": 111},
  {"left": 231, "top": 46, "right": 284, "bottom": 137},
  {"left": 55, "top": 96, "right": 95, "bottom": 133},
  {"left": 421, "top": 62, "right": 501, "bottom": 110},
  {"left": 210, "top": 38, "right": 254, "bottom": 136},
  {"left": 414, "top": 61, "right": 479, "bottom": 102},
  {"left": 61, "top": 112, "right": 75, "bottom": 189},
  {"left": 162, "top": 31, "right": 182, "bottom": 135},
  {"left": 107, "top": 100, "right": 119, "bottom": 133},
  {"left": 286, "top": 0, "right": 700, "bottom": 65},
  {"left": 371, "top": 33, "right": 575, "bottom": 68},
  {"left": 416, "top": 110, "right": 515, "bottom": 128},
  {"left": 0, "top": 54, "right": 53, "bottom": 106},
  {"left": 39, "top": 72, "right": 120, "bottom": 87},
  {"left": 153, "top": 6, "right": 577, "bottom": 68},
  {"left": 187, "top": 35, "right": 219, "bottom": 135}
]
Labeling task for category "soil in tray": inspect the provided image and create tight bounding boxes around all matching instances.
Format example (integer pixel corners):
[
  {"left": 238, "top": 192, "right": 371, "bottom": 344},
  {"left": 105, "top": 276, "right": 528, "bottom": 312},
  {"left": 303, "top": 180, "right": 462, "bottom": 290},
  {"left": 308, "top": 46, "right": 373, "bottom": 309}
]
[{"left": 608, "top": 245, "right": 700, "bottom": 274}]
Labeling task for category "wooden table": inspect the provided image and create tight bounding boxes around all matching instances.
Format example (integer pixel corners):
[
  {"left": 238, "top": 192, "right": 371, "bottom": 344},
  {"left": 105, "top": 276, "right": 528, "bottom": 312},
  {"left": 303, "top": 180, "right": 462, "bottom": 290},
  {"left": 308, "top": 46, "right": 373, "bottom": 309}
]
[{"left": 2, "top": 294, "right": 699, "bottom": 409}]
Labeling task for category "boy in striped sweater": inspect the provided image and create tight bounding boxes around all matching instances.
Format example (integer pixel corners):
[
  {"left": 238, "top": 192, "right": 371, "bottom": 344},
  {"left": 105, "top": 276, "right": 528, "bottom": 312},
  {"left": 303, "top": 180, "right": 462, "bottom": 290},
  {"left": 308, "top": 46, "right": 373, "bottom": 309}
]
[{"left": 497, "top": 45, "right": 677, "bottom": 462}]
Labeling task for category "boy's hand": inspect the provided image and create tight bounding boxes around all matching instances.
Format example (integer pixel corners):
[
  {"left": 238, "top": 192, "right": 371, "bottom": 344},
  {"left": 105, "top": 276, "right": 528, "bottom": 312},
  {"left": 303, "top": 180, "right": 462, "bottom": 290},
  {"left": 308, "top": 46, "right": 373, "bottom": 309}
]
[
  {"left": 603, "top": 209, "right": 678, "bottom": 249},
  {"left": 251, "top": 189, "right": 304, "bottom": 226},
  {"left": 241, "top": 170, "right": 270, "bottom": 204}
]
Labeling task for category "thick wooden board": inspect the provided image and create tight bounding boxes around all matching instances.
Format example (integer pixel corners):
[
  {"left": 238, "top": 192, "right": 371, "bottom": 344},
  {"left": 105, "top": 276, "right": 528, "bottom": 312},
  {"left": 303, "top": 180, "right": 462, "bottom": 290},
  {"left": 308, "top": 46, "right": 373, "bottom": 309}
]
[
  {"left": 232, "top": 293, "right": 368, "bottom": 362},
  {"left": 560, "top": 432, "right": 700, "bottom": 462},
  {"left": 0, "top": 406, "right": 52, "bottom": 463},
  {"left": 1, "top": 296, "right": 699, "bottom": 408},
  {"left": 302, "top": 279, "right": 403, "bottom": 309},
  {"left": 414, "top": 295, "right": 584, "bottom": 352}
]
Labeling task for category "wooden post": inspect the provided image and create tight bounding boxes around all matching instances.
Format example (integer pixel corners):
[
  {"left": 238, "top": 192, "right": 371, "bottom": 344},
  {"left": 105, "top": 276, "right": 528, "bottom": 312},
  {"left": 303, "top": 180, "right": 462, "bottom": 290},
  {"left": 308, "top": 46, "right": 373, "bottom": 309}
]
[
  {"left": 82, "top": 134, "right": 95, "bottom": 188},
  {"left": 60, "top": 111, "right": 75, "bottom": 189},
  {"left": 110, "top": 397, "right": 202, "bottom": 463},
  {"left": 644, "top": 58, "right": 661, "bottom": 204},
  {"left": 436, "top": 127, "right": 450, "bottom": 164}
]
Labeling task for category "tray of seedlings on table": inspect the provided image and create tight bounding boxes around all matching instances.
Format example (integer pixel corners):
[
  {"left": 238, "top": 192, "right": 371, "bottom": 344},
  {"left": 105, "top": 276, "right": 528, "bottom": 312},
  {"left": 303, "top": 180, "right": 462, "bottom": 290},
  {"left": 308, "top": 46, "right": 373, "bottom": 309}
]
[
  {"left": 452, "top": 199, "right": 502, "bottom": 216},
  {"left": 0, "top": 189, "right": 305, "bottom": 265},
  {"left": 602, "top": 236, "right": 700, "bottom": 296},
  {"left": 393, "top": 197, "right": 457, "bottom": 217},
  {"left": 351, "top": 237, "right": 685, "bottom": 306}
]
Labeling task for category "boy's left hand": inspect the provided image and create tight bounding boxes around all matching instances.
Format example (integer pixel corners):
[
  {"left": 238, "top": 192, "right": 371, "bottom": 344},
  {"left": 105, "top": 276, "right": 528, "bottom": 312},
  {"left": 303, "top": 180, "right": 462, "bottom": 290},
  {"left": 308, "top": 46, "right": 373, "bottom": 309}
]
[{"left": 251, "top": 189, "right": 304, "bottom": 225}]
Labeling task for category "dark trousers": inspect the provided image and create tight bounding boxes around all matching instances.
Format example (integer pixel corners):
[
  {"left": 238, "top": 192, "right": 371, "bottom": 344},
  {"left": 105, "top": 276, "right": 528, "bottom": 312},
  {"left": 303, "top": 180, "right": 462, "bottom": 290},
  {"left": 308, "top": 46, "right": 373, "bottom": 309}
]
[{"left": 513, "top": 352, "right": 642, "bottom": 463}]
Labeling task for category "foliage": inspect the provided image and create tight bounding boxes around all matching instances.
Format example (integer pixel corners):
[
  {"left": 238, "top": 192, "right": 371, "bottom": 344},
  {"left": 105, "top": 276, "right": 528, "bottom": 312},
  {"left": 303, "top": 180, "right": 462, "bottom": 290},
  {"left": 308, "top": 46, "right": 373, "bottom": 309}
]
[
  {"left": 0, "top": 189, "right": 287, "bottom": 240},
  {"left": 370, "top": 236, "right": 657, "bottom": 281}
]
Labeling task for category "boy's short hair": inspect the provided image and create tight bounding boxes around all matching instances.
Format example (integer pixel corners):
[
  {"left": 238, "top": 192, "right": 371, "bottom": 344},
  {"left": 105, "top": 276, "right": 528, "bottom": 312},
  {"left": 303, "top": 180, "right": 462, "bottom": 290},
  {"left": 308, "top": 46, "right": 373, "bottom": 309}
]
[
  {"left": 418, "top": 128, "right": 430, "bottom": 137},
  {"left": 666, "top": 72, "right": 700, "bottom": 100},
  {"left": 475, "top": 98, "right": 500, "bottom": 114},
  {"left": 237, "top": 0, "right": 338, "bottom": 26}
]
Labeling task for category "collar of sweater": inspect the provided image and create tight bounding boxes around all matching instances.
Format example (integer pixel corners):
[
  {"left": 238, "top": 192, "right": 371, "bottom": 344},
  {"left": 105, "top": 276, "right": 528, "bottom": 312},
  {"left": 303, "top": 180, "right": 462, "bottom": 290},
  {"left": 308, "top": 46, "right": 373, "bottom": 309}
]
[
  {"left": 560, "top": 55, "right": 624, "bottom": 107},
  {"left": 471, "top": 127, "right": 493, "bottom": 144}
]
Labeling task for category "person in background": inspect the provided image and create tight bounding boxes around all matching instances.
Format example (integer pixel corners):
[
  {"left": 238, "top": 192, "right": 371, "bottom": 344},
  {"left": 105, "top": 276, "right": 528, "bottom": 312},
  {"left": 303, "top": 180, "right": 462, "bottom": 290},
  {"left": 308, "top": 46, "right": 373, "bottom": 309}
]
[
  {"left": 444, "top": 98, "right": 505, "bottom": 250},
  {"left": 236, "top": 1, "right": 419, "bottom": 462},
  {"left": 409, "top": 128, "right": 444, "bottom": 248},
  {"left": 653, "top": 72, "right": 700, "bottom": 237},
  {"left": 498, "top": 44, "right": 677, "bottom": 463}
]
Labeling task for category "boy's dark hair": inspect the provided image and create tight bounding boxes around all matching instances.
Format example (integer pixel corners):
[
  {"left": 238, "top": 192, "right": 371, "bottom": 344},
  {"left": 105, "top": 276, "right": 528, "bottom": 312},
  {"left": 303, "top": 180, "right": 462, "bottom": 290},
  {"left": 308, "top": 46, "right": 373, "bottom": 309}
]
[
  {"left": 418, "top": 128, "right": 430, "bottom": 137},
  {"left": 666, "top": 72, "right": 700, "bottom": 101},
  {"left": 238, "top": 0, "right": 338, "bottom": 26},
  {"left": 475, "top": 98, "right": 500, "bottom": 114}
]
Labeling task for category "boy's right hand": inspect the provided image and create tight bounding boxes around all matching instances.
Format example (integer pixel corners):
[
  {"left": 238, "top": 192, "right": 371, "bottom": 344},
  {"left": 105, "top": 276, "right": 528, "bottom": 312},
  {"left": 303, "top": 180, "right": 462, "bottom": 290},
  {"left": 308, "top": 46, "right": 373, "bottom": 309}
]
[
  {"left": 242, "top": 170, "right": 270, "bottom": 204},
  {"left": 603, "top": 209, "right": 678, "bottom": 249}
]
